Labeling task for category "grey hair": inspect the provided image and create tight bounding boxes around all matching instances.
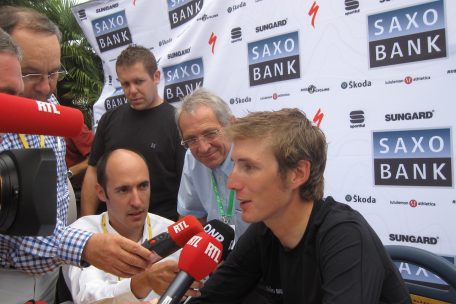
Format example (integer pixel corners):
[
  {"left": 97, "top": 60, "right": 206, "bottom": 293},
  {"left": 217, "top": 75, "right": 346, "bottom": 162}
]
[
  {"left": 0, "top": 28, "right": 22, "bottom": 61},
  {"left": 175, "top": 87, "right": 233, "bottom": 135},
  {"left": 0, "top": 6, "right": 62, "bottom": 43}
]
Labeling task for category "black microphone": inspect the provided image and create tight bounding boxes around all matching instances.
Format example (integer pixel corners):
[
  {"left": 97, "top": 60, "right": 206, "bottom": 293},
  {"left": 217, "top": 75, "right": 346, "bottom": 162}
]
[
  {"left": 203, "top": 219, "right": 235, "bottom": 261},
  {"left": 157, "top": 232, "right": 222, "bottom": 304},
  {"left": 142, "top": 215, "right": 203, "bottom": 263}
]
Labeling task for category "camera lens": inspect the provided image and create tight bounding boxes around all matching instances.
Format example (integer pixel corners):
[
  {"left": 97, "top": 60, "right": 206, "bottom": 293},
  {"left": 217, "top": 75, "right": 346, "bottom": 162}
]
[{"left": 0, "top": 151, "right": 19, "bottom": 232}]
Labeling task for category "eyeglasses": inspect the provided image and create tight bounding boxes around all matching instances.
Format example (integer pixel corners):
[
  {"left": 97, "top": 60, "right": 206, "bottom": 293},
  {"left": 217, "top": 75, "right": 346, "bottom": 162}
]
[
  {"left": 181, "top": 129, "right": 222, "bottom": 148},
  {"left": 22, "top": 67, "right": 68, "bottom": 84}
]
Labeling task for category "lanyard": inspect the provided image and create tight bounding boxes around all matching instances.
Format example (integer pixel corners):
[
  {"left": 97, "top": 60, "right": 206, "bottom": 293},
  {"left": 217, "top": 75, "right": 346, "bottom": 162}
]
[
  {"left": 101, "top": 213, "right": 152, "bottom": 280},
  {"left": 211, "top": 173, "right": 235, "bottom": 224},
  {"left": 18, "top": 134, "right": 45, "bottom": 149},
  {"left": 101, "top": 213, "right": 153, "bottom": 240}
]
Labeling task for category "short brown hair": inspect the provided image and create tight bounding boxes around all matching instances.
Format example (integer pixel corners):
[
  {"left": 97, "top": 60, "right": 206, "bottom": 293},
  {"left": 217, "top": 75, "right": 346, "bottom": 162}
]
[
  {"left": 116, "top": 44, "right": 157, "bottom": 77},
  {"left": 227, "top": 108, "right": 327, "bottom": 201}
]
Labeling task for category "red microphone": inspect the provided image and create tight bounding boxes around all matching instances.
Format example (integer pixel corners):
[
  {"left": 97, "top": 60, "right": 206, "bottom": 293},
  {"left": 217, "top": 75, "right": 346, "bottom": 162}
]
[
  {"left": 157, "top": 232, "right": 223, "bottom": 304},
  {"left": 142, "top": 215, "right": 204, "bottom": 263},
  {"left": 0, "top": 93, "right": 83, "bottom": 137}
]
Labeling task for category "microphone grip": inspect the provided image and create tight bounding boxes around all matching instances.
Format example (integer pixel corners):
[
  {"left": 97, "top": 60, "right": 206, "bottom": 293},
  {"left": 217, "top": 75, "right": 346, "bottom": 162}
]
[
  {"left": 142, "top": 232, "right": 180, "bottom": 264},
  {"left": 158, "top": 271, "right": 194, "bottom": 304}
]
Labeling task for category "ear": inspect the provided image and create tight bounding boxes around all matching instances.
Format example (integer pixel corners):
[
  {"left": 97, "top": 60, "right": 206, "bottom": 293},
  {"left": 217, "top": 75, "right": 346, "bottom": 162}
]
[
  {"left": 153, "top": 69, "right": 161, "bottom": 84},
  {"left": 228, "top": 115, "right": 236, "bottom": 125},
  {"left": 289, "top": 160, "right": 311, "bottom": 189},
  {"left": 95, "top": 183, "right": 108, "bottom": 203}
]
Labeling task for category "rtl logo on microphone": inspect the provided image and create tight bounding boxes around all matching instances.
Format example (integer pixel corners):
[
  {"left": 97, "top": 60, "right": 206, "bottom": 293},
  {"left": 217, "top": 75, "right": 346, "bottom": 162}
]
[
  {"left": 36, "top": 101, "right": 61, "bottom": 115},
  {"left": 187, "top": 235, "right": 222, "bottom": 263},
  {"left": 172, "top": 219, "right": 190, "bottom": 234}
]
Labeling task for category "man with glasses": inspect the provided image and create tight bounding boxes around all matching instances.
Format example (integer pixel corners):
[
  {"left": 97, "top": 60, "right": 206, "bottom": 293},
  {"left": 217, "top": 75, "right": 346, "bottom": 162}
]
[
  {"left": 81, "top": 44, "right": 185, "bottom": 221},
  {"left": 0, "top": 7, "right": 154, "bottom": 303},
  {"left": 0, "top": 28, "right": 23, "bottom": 144},
  {"left": 175, "top": 88, "right": 249, "bottom": 242}
]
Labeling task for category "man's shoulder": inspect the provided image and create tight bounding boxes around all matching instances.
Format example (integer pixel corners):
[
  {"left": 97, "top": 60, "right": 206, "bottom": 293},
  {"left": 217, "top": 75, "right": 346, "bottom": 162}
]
[
  {"left": 70, "top": 214, "right": 102, "bottom": 233},
  {"left": 148, "top": 213, "right": 175, "bottom": 233},
  {"left": 99, "top": 103, "right": 129, "bottom": 120}
]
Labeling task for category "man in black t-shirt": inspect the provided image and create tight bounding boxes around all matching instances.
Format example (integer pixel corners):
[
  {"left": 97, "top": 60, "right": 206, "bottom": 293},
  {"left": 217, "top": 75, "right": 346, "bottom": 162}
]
[
  {"left": 188, "top": 109, "right": 411, "bottom": 304},
  {"left": 81, "top": 45, "right": 186, "bottom": 221}
]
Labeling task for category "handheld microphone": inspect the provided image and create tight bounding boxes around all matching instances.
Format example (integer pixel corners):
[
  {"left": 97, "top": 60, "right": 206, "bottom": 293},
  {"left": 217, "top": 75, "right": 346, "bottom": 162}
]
[
  {"left": 142, "top": 215, "right": 203, "bottom": 263},
  {"left": 203, "top": 219, "right": 235, "bottom": 261},
  {"left": 157, "top": 232, "right": 223, "bottom": 304},
  {"left": 0, "top": 93, "right": 84, "bottom": 137}
]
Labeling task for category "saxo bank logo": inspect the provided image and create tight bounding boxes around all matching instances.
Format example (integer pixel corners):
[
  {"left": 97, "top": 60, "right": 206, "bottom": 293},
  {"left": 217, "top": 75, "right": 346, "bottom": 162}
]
[
  {"left": 247, "top": 31, "right": 300, "bottom": 87},
  {"left": 372, "top": 128, "right": 452, "bottom": 187},
  {"left": 163, "top": 58, "right": 204, "bottom": 103},
  {"left": 367, "top": 0, "right": 446, "bottom": 68},
  {"left": 167, "top": 0, "right": 203, "bottom": 29},
  {"left": 104, "top": 87, "right": 128, "bottom": 111},
  {"left": 91, "top": 10, "right": 132, "bottom": 53}
]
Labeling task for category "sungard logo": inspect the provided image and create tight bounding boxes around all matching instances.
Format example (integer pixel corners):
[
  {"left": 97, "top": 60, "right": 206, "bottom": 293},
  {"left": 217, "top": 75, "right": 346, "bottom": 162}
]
[
  {"left": 345, "top": 0, "right": 360, "bottom": 16},
  {"left": 229, "top": 96, "right": 252, "bottom": 105},
  {"left": 104, "top": 89, "right": 127, "bottom": 111},
  {"left": 248, "top": 31, "right": 300, "bottom": 86},
  {"left": 385, "top": 110, "right": 434, "bottom": 122},
  {"left": 255, "top": 18, "right": 288, "bottom": 33},
  {"left": 389, "top": 234, "right": 438, "bottom": 245},
  {"left": 345, "top": 194, "right": 376, "bottom": 203},
  {"left": 350, "top": 110, "right": 366, "bottom": 128},
  {"left": 231, "top": 27, "right": 242, "bottom": 43},
  {"left": 168, "top": 0, "right": 203, "bottom": 29},
  {"left": 163, "top": 58, "right": 204, "bottom": 103},
  {"left": 341, "top": 80, "right": 372, "bottom": 89},
  {"left": 372, "top": 128, "right": 452, "bottom": 187},
  {"left": 301, "top": 85, "right": 330, "bottom": 94},
  {"left": 95, "top": 3, "right": 119, "bottom": 13},
  {"left": 227, "top": 1, "right": 246, "bottom": 13},
  {"left": 91, "top": 10, "right": 132, "bottom": 52},
  {"left": 167, "top": 47, "right": 191, "bottom": 60},
  {"left": 368, "top": 0, "right": 447, "bottom": 68}
]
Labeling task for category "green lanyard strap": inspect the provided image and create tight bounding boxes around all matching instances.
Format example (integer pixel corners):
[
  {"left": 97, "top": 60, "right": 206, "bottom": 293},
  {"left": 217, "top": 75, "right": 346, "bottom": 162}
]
[{"left": 211, "top": 173, "right": 235, "bottom": 224}]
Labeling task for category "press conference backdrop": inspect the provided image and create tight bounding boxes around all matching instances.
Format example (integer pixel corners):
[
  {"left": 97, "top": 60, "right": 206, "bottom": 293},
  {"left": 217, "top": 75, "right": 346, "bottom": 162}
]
[{"left": 72, "top": 0, "right": 456, "bottom": 264}]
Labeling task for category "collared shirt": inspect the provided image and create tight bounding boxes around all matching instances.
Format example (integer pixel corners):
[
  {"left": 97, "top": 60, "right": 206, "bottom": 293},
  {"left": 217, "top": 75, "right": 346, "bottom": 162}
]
[
  {"left": 64, "top": 212, "right": 179, "bottom": 304},
  {"left": 177, "top": 146, "right": 249, "bottom": 242},
  {"left": 0, "top": 95, "right": 93, "bottom": 274}
]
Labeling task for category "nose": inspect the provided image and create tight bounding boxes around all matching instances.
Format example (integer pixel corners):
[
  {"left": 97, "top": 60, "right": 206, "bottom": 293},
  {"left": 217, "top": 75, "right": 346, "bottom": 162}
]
[
  {"left": 196, "top": 138, "right": 212, "bottom": 153},
  {"left": 227, "top": 168, "right": 240, "bottom": 191},
  {"left": 33, "top": 76, "right": 52, "bottom": 99},
  {"left": 129, "top": 188, "right": 143, "bottom": 207},
  {"left": 128, "top": 84, "right": 139, "bottom": 96}
]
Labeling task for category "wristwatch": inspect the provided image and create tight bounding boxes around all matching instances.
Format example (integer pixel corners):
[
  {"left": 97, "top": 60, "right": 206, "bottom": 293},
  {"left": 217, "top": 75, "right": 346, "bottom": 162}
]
[{"left": 67, "top": 169, "right": 73, "bottom": 179}]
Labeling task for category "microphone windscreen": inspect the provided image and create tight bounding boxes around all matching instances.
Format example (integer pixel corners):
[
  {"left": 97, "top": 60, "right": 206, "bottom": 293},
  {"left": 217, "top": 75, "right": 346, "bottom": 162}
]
[
  {"left": 0, "top": 93, "right": 83, "bottom": 137},
  {"left": 178, "top": 232, "right": 223, "bottom": 281},
  {"left": 168, "top": 215, "right": 203, "bottom": 247},
  {"left": 203, "top": 219, "right": 235, "bottom": 260}
]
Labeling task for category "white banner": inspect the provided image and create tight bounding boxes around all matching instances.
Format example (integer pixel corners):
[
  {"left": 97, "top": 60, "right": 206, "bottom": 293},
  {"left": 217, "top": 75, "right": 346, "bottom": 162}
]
[{"left": 72, "top": 0, "right": 456, "bottom": 262}]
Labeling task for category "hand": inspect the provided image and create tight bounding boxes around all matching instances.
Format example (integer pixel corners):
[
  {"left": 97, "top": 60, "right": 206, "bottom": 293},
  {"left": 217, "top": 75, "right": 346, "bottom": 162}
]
[
  {"left": 131, "top": 260, "right": 203, "bottom": 299},
  {"left": 82, "top": 233, "right": 153, "bottom": 277}
]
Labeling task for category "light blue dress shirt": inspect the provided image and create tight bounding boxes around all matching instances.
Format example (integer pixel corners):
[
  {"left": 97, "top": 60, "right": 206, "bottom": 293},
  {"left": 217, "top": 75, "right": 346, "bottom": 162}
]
[{"left": 177, "top": 146, "right": 249, "bottom": 242}]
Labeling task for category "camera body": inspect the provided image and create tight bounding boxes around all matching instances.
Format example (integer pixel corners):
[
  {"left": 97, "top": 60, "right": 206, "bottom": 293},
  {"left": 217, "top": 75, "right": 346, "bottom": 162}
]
[{"left": 0, "top": 148, "right": 56, "bottom": 236}]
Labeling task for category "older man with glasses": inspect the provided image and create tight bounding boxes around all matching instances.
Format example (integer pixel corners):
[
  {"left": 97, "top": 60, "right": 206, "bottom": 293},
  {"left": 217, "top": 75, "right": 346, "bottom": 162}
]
[{"left": 175, "top": 88, "right": 249, "bottom": 242}]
